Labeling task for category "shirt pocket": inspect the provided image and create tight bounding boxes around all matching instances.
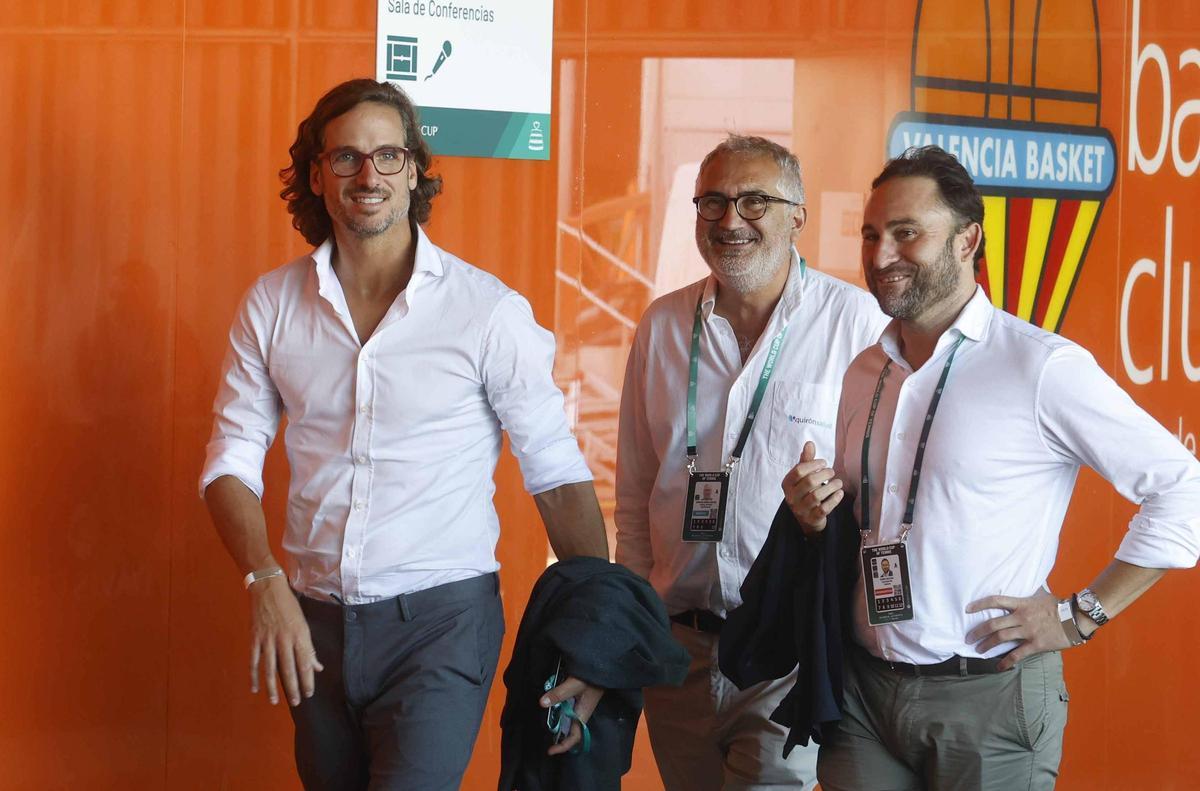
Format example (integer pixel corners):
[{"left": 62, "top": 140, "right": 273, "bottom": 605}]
[{"left": 765, "top": 380, "right": 840, "bottom": 467}]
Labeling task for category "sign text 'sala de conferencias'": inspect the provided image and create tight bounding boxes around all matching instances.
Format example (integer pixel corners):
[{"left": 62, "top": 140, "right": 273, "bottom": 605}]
[{"left": 376, "top": 0, "right": 552, "bottom": 160}]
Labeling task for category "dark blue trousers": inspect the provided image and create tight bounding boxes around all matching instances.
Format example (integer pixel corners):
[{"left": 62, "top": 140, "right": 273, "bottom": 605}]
[{"left": 290, "top": 573, "right": 504, "bottom": 791}]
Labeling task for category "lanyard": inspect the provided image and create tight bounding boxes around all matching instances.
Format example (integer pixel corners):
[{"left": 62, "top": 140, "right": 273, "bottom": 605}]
[
  {"left": 859, "top": 335, "right": 965, "bottom": 542},
  {"left": 686, "top": 291, "right": 791, "bottom": 473}
]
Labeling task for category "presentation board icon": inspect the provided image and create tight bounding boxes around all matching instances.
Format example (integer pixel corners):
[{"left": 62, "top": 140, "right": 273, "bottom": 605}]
[
  {"left": 890, "top": 0, "right": 1114, "bottom": 332},
  {"left": 386, "top": 35, "right": 419, "bottom": 82}
]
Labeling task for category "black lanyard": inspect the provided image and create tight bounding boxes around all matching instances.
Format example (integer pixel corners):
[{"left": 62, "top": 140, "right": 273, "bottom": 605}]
[{"left": 859, "top": 335, "right": 966, "bottom": 542}]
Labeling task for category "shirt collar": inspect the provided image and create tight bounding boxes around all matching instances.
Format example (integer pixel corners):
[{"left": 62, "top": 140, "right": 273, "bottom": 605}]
[
  {"left": 310, "top": 223, "right": 444, "bottom": 312},
  {"left": 700, "top": 246, "right": 807, "bottom": 321},
  {"left": 878, "top": 284, "right": 992, "bottom": 364}
]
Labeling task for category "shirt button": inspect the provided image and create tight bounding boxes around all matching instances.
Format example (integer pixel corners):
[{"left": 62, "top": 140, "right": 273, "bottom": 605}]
[
  {"left": 356, "top": 455, "right": 367, "bottom": 464},
  {"left": 346, "top": 547, "right": 357, "bottom": 558},
  {"left": 354, "top": 501, "right": 364, "bottom": 511},
  {"left": 888, "top": 484, "right": 898, "bottom": 494},
  {"left": 346, "top": 610, "right": 357, "bottom": 622},
  {"left": 359, "top": 404, "right": 369, "bottom": 414},
  {"left": 896, "top": 432, "right": 905, "bottom": 440}
]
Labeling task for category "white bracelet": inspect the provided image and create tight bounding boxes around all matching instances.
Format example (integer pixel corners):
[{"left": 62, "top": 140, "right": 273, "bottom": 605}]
[{"left": 243, "top": 566, "right": 285, "bottom": 590}]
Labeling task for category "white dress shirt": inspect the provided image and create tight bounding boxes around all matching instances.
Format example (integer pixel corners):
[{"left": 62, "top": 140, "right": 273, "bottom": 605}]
[
  {"left": 200, "top": 227, "right": 592, "bottom": 603},
  {"left": 615, "top": 254, "right": 888, "bottom": 616},
  {"left": 837, "top": 286, "right": 1200, "bottom": 664}
]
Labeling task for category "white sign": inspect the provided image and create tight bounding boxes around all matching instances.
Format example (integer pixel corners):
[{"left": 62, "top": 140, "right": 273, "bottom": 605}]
[{"left": 377, "top": 0, "right": 553, "bottom": 159}]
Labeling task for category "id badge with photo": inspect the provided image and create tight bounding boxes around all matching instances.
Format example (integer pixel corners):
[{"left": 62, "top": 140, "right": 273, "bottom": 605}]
[
  {"left": 682, "top": 471, "right": 729, "bottom": 542},
  {"left": 861, "top": 541, "right": 914, "bottom": 625}
]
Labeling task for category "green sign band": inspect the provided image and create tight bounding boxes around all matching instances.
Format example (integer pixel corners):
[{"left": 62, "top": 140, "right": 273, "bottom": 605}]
[{"left": 415, "top": 106, "right": 550, "bottom": 160}]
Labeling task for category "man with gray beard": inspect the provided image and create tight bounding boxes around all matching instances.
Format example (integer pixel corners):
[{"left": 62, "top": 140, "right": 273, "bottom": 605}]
[{"left": 615, "top": 135, "right": 887, "bottom": 790}]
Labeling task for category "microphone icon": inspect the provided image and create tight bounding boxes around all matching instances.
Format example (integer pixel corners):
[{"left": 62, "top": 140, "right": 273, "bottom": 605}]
[{"left": 425, "top": 41, "right": 452, "bottom": 81}]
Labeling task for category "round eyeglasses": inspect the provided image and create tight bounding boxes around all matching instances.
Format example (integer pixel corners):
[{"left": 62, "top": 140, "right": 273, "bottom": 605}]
[
  {"left": 693, "top": 193, "right": 799, "bottom": 222},
  {"left": 318, "top": 146, "right": 411, "bottom": 177}
]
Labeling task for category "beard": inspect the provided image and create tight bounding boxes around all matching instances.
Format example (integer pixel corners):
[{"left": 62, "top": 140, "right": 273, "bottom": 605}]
[
  {"left": 697, "top": 227, "right": 788, "bottom": 295},
  {"left": 868, "top": 236, "right": 962, "bottom": 320},
  {"left": 330, "top": 188, "right": 404, "bottom": 238}
]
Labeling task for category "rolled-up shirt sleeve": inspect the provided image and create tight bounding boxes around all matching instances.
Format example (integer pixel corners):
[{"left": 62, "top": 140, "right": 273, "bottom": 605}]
[
  {"left": 1036, "top": 346, "right": 1200, "bottom": 568},
  {"left": 198, "top": 280, "right": 282, "bottom": 500},
  {"left": 481, "top": 293, "right": 592, "bottom": 495}
]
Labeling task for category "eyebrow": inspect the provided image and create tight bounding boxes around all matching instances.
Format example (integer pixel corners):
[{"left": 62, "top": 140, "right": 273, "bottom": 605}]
[
  {"left": 697, "top": 190, "right": 773, "bottom": 198},
  {"left": 861, "top": 217, "right": 921, "bottom": 233}
]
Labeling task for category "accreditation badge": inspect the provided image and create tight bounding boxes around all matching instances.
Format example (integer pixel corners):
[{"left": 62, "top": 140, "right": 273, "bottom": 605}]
[
  {"left": 682, "top": 471, "right": 729, "bottom": 542},
  {"left": 861, "top": 542, "right": 914, "bottom": 625}
]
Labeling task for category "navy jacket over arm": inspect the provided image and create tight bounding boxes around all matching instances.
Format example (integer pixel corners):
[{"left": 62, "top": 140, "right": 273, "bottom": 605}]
[
  {"left": 498, "top": 556, "right": 690, "bottom": 791},
  {"left": 718, "top": 498, "right": 859, "bottom": 756}
]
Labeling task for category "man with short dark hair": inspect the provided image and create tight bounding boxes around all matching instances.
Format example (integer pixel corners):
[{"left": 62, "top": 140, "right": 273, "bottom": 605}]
[
  {"left": 616, "top": 134, "right": 887, "bottom": 790},
  {"left": 784, "top": 145, "right": 1200, "bottom": 790},
  {"left": 200, "top": 78, "right": 608, "bottom": 790}
]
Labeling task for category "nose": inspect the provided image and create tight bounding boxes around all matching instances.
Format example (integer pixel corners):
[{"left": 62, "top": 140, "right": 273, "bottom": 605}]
[
  {"left": 715, "top": 202, "right": 748, "bottom": 231},
  {"left": 353, "top": 157, "right": 384, "bottom": 187},
  {"left": 865, "top": 236, "right": 898, "bottom": 271}
]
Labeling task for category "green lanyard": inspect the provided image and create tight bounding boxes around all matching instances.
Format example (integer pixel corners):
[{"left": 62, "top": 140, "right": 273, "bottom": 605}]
[
  {"left": 686, "top": 286, "right": 792, "bottom": 473},
  {"left": 859, "top": 335, "right": 965, "bottom": 542}
]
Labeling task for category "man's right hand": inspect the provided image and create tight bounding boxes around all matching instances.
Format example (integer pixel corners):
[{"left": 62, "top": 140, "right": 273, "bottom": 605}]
[
  {"left": 249, "top": 577, "right": 323, "bottom": 706},
  {"left": 781, "top": 440, "right": 844, "bottom": 537}
]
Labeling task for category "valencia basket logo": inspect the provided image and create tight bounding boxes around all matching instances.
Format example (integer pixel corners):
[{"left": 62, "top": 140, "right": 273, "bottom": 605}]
[{"left": 888, "top": 0, "right": 1115, "bottom": 332}]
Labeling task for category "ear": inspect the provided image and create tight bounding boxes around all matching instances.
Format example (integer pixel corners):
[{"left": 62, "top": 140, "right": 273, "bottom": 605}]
[
  {"left": 791, "top": 205, "right": 808, "bottom": 235},
  {"left": 958, "top": 221, "right": 983, "bottom": 264},
  {"left": 407, "top": 159, "right": 418, "bottom": 191},
  {"left": 310, "top": 159, "right": 324, "bottom": 197}
]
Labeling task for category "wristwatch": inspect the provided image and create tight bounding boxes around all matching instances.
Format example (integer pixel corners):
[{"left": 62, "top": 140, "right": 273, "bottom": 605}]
[
  {"left": 1074, "top": 587, "right": 1110, "bottom": 626},
  {"left": 1057, "top": 598, "right": 1085, "bottom": 647}
]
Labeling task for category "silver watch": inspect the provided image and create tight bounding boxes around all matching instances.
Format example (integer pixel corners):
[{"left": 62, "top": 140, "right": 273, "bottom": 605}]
[{"left": 1074, "top": 587, "right": 1110, "bottom": 626}]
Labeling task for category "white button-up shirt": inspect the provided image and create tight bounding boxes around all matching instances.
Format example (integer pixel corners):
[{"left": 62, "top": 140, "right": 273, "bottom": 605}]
[
  {"left": 838, "top": 287, "right": 1200, "bottom": 664},
  {"left": 200, "top": 227, "right": 592, "bottom": 603},
  {"left": 616, "top": 256, "right": 888, "bottom": 615}
]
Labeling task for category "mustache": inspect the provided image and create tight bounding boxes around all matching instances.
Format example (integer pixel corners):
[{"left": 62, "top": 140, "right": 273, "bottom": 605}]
[
  {"left": 709, "top": 230, "right": 759, "bottom": 243},
  {"left": 870, "top": 262, "right": 915, "bottom": 279},
  {"left": 345, "top": 188, "right": 390, "bottom": 198}
]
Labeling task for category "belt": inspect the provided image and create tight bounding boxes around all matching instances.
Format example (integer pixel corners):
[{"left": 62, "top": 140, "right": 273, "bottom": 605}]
[
  {"left": 298, "top": 572, "right": 499, "bottom": 623},
  {"left": 858, "top": 646, "right": 1007, "bottom": 677},
  {"left": 670, "top": 609, "right": 725, "bottom": 635}
]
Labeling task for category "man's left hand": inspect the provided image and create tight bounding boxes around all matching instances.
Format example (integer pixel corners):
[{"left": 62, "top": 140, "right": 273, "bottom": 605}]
[
  {"left": 539, "top": 675, "right": 604, "bottom": 756},
  {"left": 965, "top": 589, "right": 1071, "bottom": 671}
]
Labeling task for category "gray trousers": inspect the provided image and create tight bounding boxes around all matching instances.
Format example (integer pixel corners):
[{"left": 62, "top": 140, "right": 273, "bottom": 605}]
[
  {"left": 289, "top": 573, "right": 504, "bottom": 791},
  {"left": 817, "top": 649, "right": 1069, "bottom": 791},
  {"left": 643, "top": 623, "right": 819, "bottom": 791}
]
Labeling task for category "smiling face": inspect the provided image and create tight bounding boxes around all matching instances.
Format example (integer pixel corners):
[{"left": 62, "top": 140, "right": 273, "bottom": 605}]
[
  {"left": 860, "top": 175, "right": 978, "bottom": 323},
  {"left": 693, "top": 152, "right": 806, "bottom": 296},
  {"left": 310, "top": 101, "right": 418, "bottom": 242}
]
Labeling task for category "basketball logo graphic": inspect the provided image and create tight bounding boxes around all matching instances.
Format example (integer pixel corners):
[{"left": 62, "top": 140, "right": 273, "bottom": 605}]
[{"left": 888, "top": 0, "right": 1115, "bottom": 331}]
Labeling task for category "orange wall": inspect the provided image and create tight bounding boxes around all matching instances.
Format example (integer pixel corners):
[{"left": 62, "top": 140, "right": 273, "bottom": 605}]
[{"left": 0, "top": 1, "right": 1197, "bottom": 789}]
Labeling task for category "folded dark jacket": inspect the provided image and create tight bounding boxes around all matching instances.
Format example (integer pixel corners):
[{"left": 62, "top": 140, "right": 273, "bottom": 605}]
[
  {"left": 498, "top": 556, "right": 690, "bottom": 791},
  {"left": 718, "top": 498, "right": 859, "bottom": 756}
]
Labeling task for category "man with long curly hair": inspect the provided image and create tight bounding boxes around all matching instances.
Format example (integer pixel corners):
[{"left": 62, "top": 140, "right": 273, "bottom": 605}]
[{"left": 200, "top": 78, "right": 609, "bottom": 790}]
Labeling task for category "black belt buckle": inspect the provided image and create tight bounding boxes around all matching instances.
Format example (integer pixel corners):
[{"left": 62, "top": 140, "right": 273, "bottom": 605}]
[{"left": 670, "top": 609, "right": 724, "bottom": 635}]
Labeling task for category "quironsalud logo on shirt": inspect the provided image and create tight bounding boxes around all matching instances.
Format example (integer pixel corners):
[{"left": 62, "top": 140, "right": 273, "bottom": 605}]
[{"left": 787, "top": 414, "right": 834, "bottom": 430}]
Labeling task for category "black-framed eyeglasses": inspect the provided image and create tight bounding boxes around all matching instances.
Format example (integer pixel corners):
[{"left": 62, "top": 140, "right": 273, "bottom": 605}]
[
  {"left": 318, "top": 146, "right": 411, "bottom": 177},
  {"left": 693, "top": 193, "right": 799, "bottom": 222}
]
